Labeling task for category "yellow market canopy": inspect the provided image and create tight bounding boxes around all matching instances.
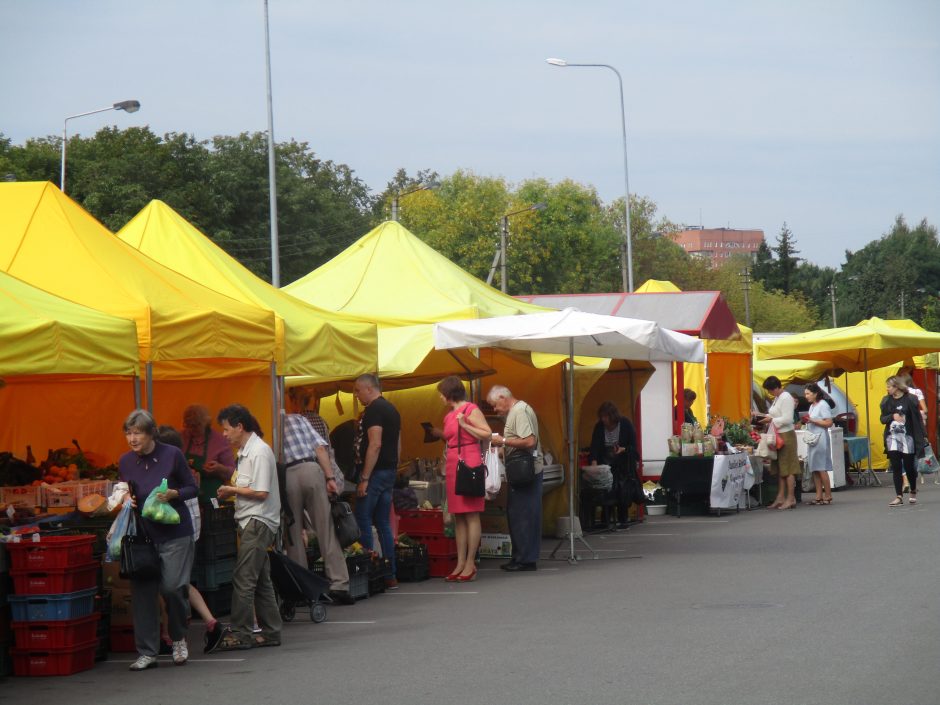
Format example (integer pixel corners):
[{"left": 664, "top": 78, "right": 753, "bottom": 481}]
[
  {"left": 117, "top": 200, "right": 378, "bottom": 380},
  {"left": 0, "top": 270, "right": 138, "bottom": 377},
  {"left": 284, "top": 220, "right": 548, "bottom": 325},
  {"left": 0, "top": 182, "right": 279, "bottom": 365},
  {"left": 755, "top": 317, "right": 940, "bottom": 372}
]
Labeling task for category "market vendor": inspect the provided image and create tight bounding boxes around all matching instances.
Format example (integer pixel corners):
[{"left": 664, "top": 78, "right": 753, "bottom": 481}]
[
  {"left": 588, "top": 401, "right": 638, "bottom": 529},
  {"left": 181, "top": 404, "right": 235, "bottom": 504}
]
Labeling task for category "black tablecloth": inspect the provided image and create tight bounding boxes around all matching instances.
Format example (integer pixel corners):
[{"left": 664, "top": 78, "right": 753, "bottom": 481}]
[{"left": 659, "top": 456, "right": 714, "bottom": 495}]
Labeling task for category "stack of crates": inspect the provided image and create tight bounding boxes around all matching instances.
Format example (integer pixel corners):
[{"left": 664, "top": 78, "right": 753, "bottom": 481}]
[
  {"left": 0, "top": 544, "right": 11, "bottom": 678},
  {"left": 102, "top": 559, "right": 134, "bottom": 653},
  {"left": 397, "top": 509, "right": 457, "bottom": 578},
  {"left": 6, "top": 535, "right": 100, "bottom": 676},
  {"left": 312, "top": 553, "right": 370, "bottom": 601},
  {"left": 192, "top": 504, "right": 237, "bottom": 616},
  {"left": 394, "top": 543, "right": 429, "bottom": 582}
]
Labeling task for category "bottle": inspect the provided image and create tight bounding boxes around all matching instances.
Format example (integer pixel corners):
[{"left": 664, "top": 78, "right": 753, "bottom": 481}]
[{"left": 26, "top": 445, "right": 35, "bottom": 465}]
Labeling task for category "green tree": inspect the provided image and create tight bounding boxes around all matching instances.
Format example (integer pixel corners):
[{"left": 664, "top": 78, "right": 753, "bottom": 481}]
[{"left": 716, "top": 255, "right": 819, "bottom": 332}]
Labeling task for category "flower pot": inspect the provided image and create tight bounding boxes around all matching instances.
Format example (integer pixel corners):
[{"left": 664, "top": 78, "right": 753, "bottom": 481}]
[{"left": 646, "top": 504, "right": 667, "bottom": 516}]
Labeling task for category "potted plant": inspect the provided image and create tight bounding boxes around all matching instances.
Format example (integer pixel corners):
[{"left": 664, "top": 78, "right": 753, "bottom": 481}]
[{"left": 724, "top": 419, "right": 758, "bottom": 453}]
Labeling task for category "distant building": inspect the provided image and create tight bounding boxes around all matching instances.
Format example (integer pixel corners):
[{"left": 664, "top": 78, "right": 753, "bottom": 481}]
[{"left": 669, "top": 227, "right": 764, "bottom": 268}]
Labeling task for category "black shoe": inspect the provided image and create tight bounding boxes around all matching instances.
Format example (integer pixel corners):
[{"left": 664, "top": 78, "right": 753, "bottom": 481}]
[
  {"left": 500, "top": 561, "right": 518, "bottom": 571},
  {"left": 158, "top": 640, "right": 173, "bottom": 656},
  {"left": 204, "top": 623, "right": 226, "bottom": 655},
  {"left": 502, "top": 562, "right": 537, "bottom": 572},
  {"left": 328, "top": 589, "right": 355, "bottom": 605}
]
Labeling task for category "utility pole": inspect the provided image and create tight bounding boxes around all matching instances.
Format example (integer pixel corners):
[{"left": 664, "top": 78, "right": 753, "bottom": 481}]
[
  {"left": 900, "top": 290, "right": 906, "bottom": 319},
  {"left": 739, "top": 268, "right": 752, "bottom": 327},
  {"left": 829, "top": 281, "right": 838, "bottom": 327}
]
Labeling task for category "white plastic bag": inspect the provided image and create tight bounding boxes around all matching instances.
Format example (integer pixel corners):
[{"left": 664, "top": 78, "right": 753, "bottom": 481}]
[{"left": 484, "top": 444, "right": 502, "bottom": 499}]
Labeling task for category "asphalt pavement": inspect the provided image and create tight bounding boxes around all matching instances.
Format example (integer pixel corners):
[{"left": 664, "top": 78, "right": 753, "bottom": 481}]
[{"left": 5, "top": 472, "right": 938, "bottom": 705}]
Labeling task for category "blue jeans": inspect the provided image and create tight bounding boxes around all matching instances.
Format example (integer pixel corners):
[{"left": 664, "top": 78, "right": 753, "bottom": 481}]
[{"left": 354, "top": 467, "right": 396, "bottom": 574}]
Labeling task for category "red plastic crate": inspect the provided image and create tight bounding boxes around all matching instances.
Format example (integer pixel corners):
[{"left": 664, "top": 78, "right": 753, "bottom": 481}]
[
  {"left": 428, "top": 553, "right": 458, "bottom": 578},
  {"left": 12, "top": 613, "right": 101, "bottom": 650},
  {"left": 11, "top": 638, "right": 98, "bottom": 676},
  {"left": 412, "top": 534, "right": 457, "bottom": 556},
  {"left": 6, "top": 535, "right": 95, "bottom": 571},
  {"left": 397, "top": 509, "right": 444, "bottom": 535},
  {"left": 108, "top": 625, "right": 136, "bottom": 653},
  {"left": 11, "top": 562, "right": 99, "bottom": 595}
]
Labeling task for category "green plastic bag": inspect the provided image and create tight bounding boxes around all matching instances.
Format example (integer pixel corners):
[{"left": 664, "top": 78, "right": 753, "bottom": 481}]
[{"left": 142, "top": 478, "right": 181, "bottom": 525}]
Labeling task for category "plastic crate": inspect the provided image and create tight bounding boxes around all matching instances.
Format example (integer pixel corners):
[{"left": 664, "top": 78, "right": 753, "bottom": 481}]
[
  {"left": 11, "top": 612, "right": 101, "bottom": 650},
  {"left": 0, "top": 640, "right": 10, "bottom": 678},
  {"left": 191, "top": 557, "right": 236, "bottom": 590},
  {"left": 6, "top": 535, "right": 95, "bottom": 572},
  {"left": 11, "top": 562, "right": 98, "bottom": 595},
  {"left": 8, "top": 587, "right": 98, "bottom": 622},
  {"left": 42, "top": 480, "right": 112, "bottom": 509},
  {"left": 412, "top": 533, "right": 457, "bottom": 556},
  {"left": 368, "top": 557, "right": 392, "bottom": 595},
  {"left": 108, "top": 624, "right": 136, "bottom": 653},
  {"left": 428, "top": 553, "right": 458, "bottom": 578},
  {"left": 0, "top": 605, "right": 10, "bottom": 644},
  {"left": 202, "top": 504, "right": 236, "bottom": 531},
  {"left": 201, "top": 583, "right": 233, "bottom": 617},
  {"left": 0, "top": 485, "right": 41, "bottom": 508},
  {"left": 0, "top": 543, "right": 8, "bottom": 574},
  {"left": 395, "top": 544, "right": 429, "bottom": 582},
  {"left": 12, "top": 638, "right": 98, "bottom": 676},
  {"left": 0, "top": 572, "right": 11, "bottom": 605},
  {"left": 349, "top": 572, "right": 369, "bottom": 601},
  {"left": 196, "top": 529, "right": 237, "bottom": 560},
  {"left": 397, "top": 509, "right": 444, "bottom": 535},
  {"left": 312, "top": 558, "right": 370, "bottom": 601}
]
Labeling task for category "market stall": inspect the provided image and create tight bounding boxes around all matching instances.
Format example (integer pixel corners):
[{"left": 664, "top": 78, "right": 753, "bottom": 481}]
[
  {"left": 0, "top": 182, "right": 282, "bottom": 457},
  {"left": 659, "top": 452, "right": 762, "bottom": 517}
]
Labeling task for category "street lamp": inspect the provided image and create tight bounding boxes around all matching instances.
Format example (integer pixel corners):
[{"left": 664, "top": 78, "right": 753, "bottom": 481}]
[
  {"left": 546, "top": 57, "right": 633, "bottom": 292},
  {"left": 60, "top": 100, "right": 140, "bottom": 194},
  {"left": 391, "top": 181, "right": 439, "bottom": 221},
  {"left": 492, "top": 203, "right": 546, "bottom": 294}
]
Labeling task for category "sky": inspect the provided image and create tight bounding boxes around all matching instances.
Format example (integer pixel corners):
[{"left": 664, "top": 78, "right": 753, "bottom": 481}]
[{"left": 2, "top": 1, "right": 938, "bottom": 270}]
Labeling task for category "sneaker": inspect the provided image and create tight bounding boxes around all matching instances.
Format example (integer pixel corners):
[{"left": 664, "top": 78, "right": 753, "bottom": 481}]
[
  {"left": 204, "top": 623, "right": 226, "bottom": 654},
  {"left": 909, "top": 495, "right": 918, "bottom": 505},
  {"left": 172, "top": 639, "right": 188, "bottom": 665},
  {"left": 129, "top": 654, "right": 158, "bottom": 671},
  {"left": 384, "top": 578, "right": 399, "bottom": 590}
]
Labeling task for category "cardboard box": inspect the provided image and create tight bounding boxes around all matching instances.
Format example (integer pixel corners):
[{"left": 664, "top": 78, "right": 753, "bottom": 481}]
[
  {"left": 102, "top": 559, "right": 131, "bottom": 592},
  {"left": 480, "top": 510, "right": 509, "bottom": 534},
  {"left": 110, "top": 588, "right": 134, "bottom": 626},
  {"left": 479, "top": 533, "right": 512, "bottom": 558}
]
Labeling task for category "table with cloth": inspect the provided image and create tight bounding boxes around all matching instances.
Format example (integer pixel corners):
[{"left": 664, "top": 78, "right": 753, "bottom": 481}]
[{"left": 659, "top": 453, "right": 762, "bottom": 517}]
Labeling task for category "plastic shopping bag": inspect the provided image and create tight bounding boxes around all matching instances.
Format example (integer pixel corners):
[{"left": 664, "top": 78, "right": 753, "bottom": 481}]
[
  {"left": 484, "top": 444, "right": 502, "bottom": 499},
  {"left": 107, "top": 501, "right": 133, "bottom": 561},
  {"left": 141, "top": 478, "right": 181, "bottom": 525},
  {"left": 917, "top": 444, "right": 938, "bottom": 475}
]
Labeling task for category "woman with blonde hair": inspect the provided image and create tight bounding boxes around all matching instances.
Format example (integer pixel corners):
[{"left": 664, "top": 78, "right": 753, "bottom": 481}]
[{"left": 880, "top": 375, "right": 927, "bottom": 507}]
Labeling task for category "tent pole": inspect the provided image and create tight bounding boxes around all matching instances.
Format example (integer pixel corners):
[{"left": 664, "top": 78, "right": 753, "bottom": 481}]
[
  {"left": 133, "top": 375, "right": 141, "bottom": 409},
  {"left": 568, "top": 339, "right": 576, "bottom": 562},
  {"left": 271, "top": 363, "right": 281, "bottom": 458},
  {"left": 864, "top": 351, "right": 879, "bottom": 484},
  {"left": 145, "top": 363, "right": 153, "bottom": 413}
]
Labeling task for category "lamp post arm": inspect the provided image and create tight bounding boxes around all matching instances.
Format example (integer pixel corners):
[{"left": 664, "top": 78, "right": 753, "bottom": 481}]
[{"left": 61, "top": 106, "right": 115, "bottom": 193}]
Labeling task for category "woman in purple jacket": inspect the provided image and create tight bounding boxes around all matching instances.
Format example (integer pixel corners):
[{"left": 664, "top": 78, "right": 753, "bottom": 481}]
[{"left": 119, "top": 409, "right": 198, "bottom": 671}]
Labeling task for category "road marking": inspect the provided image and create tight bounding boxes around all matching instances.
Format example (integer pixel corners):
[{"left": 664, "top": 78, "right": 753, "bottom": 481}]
[
  {"left": 320, "top": 620, "right": 377, "bottom": 624},
  {"left": 106, "top": 658, "right": 247, "bottom": 663},
  {"left": 392, "top": 591, "right": 479, "bottom": 595}
]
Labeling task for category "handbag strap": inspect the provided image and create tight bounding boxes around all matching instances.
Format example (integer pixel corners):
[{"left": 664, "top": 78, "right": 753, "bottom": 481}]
[{"left": 455, "top": 403, "right": 476, "bottom": 463}]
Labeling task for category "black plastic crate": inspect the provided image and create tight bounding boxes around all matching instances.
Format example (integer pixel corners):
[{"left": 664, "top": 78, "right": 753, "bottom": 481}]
[
  {"left": 0, "top": 639, "right": 10, "bottom": 679},
  {"left": 368, "top": 557, "right": 392, "bottom": 595},
  {"left": 202, "top": 504, "right": 236, "bottom": 531},
  {"left": 196, "top": 529, "right": 237, "bottom": 560},
  {"left": 191, "top": 557, "right": 236, "bottom": 590},
  {"left": 201, "top": 583, "right": 233, "bottom": 617},
  {"left": 395, "top": 544, "right": 429, "bottom": 582},
  {"left": 311, "top": 557, "right": 370, "bottom": 601}
]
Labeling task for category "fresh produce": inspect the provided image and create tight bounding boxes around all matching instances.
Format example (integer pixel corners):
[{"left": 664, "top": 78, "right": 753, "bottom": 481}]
[
  {"left": 141, "top": 479, "right": 181, "bottom": 524},
  {"left": 77, "top": 493, "right": 108, "bottom": 516}
]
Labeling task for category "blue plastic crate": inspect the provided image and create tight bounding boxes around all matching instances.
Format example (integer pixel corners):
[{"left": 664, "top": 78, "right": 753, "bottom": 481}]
[
  {"left": 191, "top": 557, "right": 236, "bottom": 590},
  {"left": 8, "top": 587, "right": 98, "bottom": 622}
]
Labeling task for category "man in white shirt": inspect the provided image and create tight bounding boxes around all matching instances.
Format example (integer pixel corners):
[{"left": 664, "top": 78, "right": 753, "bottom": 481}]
[{"left": 215, "top": 404, "right": 282, "bottom": 651}]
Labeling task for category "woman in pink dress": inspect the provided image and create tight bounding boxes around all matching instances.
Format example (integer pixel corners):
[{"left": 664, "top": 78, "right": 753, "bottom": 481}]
[{"left": 438, "top": 376, "right": 492, "bottom": 582}]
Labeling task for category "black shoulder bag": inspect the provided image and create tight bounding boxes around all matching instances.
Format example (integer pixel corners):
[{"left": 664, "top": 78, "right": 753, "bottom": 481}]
[
  {"left": 454, "top": 409, "right": 486, "bottom": 498},
  {"left": 119, "top": 509, "right": 162, "bottom": 581},
  {"left": 331, "top": 500, "right": 361, "bottom": 548}
]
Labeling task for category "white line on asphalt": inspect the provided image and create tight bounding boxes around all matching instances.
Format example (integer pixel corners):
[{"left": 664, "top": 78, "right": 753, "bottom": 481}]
[
  {"left": 321, "top": 620, "right": 377, "bottom": 624},
  {"left": 392, "top": 591, "right": 479, "bottom": 595},
  {"left": 106, "top": 658, "right": 247, "bottom": 663}
]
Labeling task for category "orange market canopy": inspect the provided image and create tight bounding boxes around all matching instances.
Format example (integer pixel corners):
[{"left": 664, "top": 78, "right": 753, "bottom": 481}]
[{"left": 117, "top": 200, "right": 378, "bottom": 381}]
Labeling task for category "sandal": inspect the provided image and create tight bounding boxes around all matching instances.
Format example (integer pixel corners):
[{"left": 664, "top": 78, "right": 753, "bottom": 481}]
[
  {"left": 808, "top": 498, "right": 825, "bottom": 505},
  {"left": 254, "top": 635, "right": 281, "bottom": 648},
  {"left": 909, "top": 495, "right": 918, "bottom": 505},
  {"left": 889, "top": 496, "right": 903, "bottom": 507},
  {"left": 215, "top": 632, "right": 252, "bottom": 651}
]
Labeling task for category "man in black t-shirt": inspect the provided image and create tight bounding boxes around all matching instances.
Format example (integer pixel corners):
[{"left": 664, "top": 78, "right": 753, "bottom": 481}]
[{"left": 352, "top": 374, "right": 401, "bottom": 588}]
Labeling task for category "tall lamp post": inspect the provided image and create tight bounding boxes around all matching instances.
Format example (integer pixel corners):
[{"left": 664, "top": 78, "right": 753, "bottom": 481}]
[
  {"left": 495, "top": 203, "right": 546, "bottom": 293},
  {"left": 546, "top": 57, "right": 633, "bottom": 292},
  {"left": 391, "top": 182, "right": 438, "bottom": 221},
  {"left": 60, "top": 100, "right": 140, "bottom": 194}
]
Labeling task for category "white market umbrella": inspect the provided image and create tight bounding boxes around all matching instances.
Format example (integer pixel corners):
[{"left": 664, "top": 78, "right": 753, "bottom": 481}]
[{"left": 434, "top": 308, "right": 704, "bottom": 562}]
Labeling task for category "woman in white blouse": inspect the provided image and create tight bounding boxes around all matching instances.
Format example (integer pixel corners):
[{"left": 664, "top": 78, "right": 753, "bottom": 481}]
[{"left": 760, "top": 376, "right": 801, "bottom": 510}]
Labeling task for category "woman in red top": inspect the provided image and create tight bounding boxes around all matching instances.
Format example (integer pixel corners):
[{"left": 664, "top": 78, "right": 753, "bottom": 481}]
[{"left": 438, "top": 376, "right": 492, "bottom": 582}]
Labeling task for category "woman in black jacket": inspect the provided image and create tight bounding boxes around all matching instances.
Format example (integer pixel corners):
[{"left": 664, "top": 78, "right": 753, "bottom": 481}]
[
  {"left": 880, "top": 375, "right": 926, "bottom": 507},
  {"left": 588, "top": 401, "right": 638, "bottom": 527}
]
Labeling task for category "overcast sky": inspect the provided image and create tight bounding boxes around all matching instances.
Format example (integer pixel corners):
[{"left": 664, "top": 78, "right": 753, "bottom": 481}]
[{"left": 3, "top": 1, "right": 938, "bottom": 270}]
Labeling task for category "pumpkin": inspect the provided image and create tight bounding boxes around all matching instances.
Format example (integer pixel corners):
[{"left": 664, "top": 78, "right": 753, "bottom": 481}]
[{"left": 77, "top": 493, "right": 108, "bottom": 517}]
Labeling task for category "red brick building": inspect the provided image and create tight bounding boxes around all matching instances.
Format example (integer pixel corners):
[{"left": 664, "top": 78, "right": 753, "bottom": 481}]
[{"left": 669, "top": 227, "right": 764, "bottom": 268}]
